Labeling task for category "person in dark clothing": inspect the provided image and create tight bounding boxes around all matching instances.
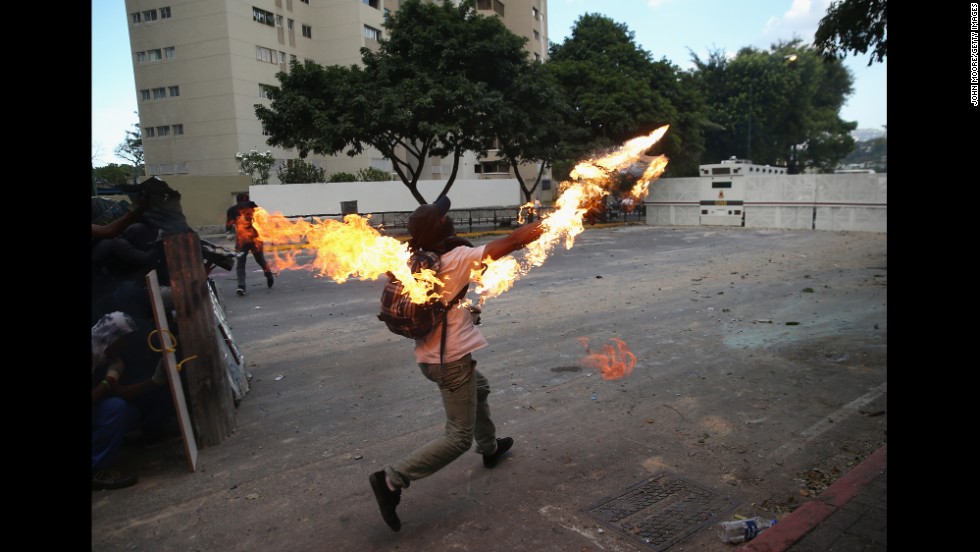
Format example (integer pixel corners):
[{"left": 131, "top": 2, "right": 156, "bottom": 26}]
[
  {"left": 91, "top": 311, "right": 172, "bottom": 490},
  {"left": 225, "top": 193, "right": 275, "bottom": 296},
  {"left": 368, "top": 195, "right": 544, "bottom": 532}
]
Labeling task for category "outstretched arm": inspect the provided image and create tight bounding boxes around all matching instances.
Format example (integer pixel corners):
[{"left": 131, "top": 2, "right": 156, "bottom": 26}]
[{"left": 483, "top": 220, "right": 544, "bottom": 261}]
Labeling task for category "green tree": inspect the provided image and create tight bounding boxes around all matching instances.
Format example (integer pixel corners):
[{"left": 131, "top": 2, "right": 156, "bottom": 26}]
[
  {"left": 814, "top": 0, "right": 887, "bottom": 66},
  {"left": 356, "top": 167, "right": 392, "bottom": 182},
  {"left": 256, "top": 0, "right": 537, "bottom": 205},
  {"left": 545, "top": 14, "right": 708, "bottom": 178},
  {"left": 114, "top": 117, "right": 144, "bottom": 184},
  {"left": 236, "top": 148, "right": 276, "bottom": 184},
  {"left": 277, "top": 158, "right": 326, "bottom": 183},
  {"left": 491, "top": 60, "right": 572, "bottom": 203},
  {"left": 93, "top": 163, "right": 137, "bottom": 188},
  {"left": 692, "top": 39, "right": 856, "bottom": 173},
  {"left": 328, "top": 171, "right": 359, "bottom": 182}
]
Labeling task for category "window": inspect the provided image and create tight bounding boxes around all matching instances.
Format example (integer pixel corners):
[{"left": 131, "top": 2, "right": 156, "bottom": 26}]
[
  {"left": 160, "top": 7, "right": 171, "bottom": 19},
  {"left": 140, "top": 89, "right": 151, "bottom": 101},
  {"left": 145, "top": 127, "right": 156, "bottom": 138},
  {"left": 157, "top": 126, "right": 170, "bottom": 137},
  {"left": 253, "top": 7, "right": 274, "bottom": 26},
  {"left": 712, "top": 181, "right": 733, "bottom": 189},
  {"left": 259, "top": 84, "right": 275, "bottom": 99},
  {"left": 533, "top": 29, "right": 539, "bottom": 41},
  {"left": 477, "top": 0, "right": 504, "bottom": 16},
  {"left": 363, "top": 25, "right": 381, "bottom": 41},
  {"left": 176, "top": 162, "right": 188, "bottom": 174},
  {"left": 290, "top": 54, "right": 297, "bottom": 62},
  {"left": 479, "top": 161, "right": 507, "bottom": 174},
  {"left": 262, "top": 123, "right": 272, "bottom": 136},
  {"left": 256, "top": 46, "right": 275, "bottom": 63},
  {"left": 276, "top": 15, "right": 283, "bottom": 27},
  {"left": 302, "top": 24, "right": 312, "bottom": 38},
  {"left": 279, "top": 51, "right": 287, "bottom": 63},
  {"left": 541, "top": 179, "right": 551, "bottom": 190},
  {"left": 159, "top": 163, "right": 173, "bottom": 175},
  {"left": 142, "top": 10, "right": 157, "bottom": 22},
  {"left": 363, "top": 0, "right": 380, "bottom": 8},
  {"left": 533, "top": 52, "right": 541, "bottom": 62},
  {"left": 164, "top": 46, "right": 175, "bottom": 59},
  {"left": 131, "top": 12, "right": 141, "bottom": 24},
  {"left": 288, "top": 19, "right": 294, "bottom": 30},
  {"left": 172, "top": 124, "right": 184, "bottom": 135},
  {"left": 136, "top": 51, "right": 146, "bottom": 63},
  {"left": 168, "top": 85, "right": 180, "bottom": 96},
  {"left": 532, "top": 7, "right": 539, "bottom": 20},
  {"left": 300, "top": 0, "right": 309, "bottom": 4},
  {"left": 493, "top": 0, "right": 505, "bottom": 17},
  {"left": 152, "top": 87, "right": 166, "bottom": 99},
  {"left": 147, "top": 49, "right": 162, "bottom": 61}
]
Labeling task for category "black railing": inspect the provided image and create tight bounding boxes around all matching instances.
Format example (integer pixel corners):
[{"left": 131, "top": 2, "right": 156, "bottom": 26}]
[{"left": 282, "top": 205, "right": 646, "bottom": 236}]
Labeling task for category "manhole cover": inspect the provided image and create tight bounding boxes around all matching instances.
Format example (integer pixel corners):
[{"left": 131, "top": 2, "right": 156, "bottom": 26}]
[{"left": 585, "top": 473, "right": 737, "bottom": 551}]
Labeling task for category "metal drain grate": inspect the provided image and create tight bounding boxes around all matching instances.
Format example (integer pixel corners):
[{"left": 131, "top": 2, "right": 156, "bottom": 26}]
[{"left": 585, "top": 473, "right": 738, "bottom": 551}]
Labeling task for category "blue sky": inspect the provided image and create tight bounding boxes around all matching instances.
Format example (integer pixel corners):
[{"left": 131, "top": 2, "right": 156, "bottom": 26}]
[{"left": 92, "top": 0, "right": 886, "bottom": 166}]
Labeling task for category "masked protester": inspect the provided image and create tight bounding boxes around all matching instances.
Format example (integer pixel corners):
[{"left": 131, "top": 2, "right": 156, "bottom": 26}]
[
  {"left": 91, "top": 312, "right": 170, "bottom": 490},
  {"left": 369, "top": 196, "right": 544, "bottom": 531}
]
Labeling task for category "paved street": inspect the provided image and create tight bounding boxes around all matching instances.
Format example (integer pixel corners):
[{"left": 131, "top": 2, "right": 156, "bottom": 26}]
[{"left": 91, "top": 224, "right": 887, "bottom": 552}]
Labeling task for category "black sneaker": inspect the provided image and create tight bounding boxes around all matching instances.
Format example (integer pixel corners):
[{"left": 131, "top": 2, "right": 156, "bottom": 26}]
[
  {"left": 368, "top": 470, "right": 402, "bottom": 531},
  {"left": 92, "top": 469, "right": 138, "bottom": 491},
  {"left": 265, "top": 271, "right": 274, "bottom": 288},
  {"left": 483, "top": 437, "right": 514, "bottom": 468},
  {"left": 236, "top": 287, "right": 246, "bottom": 296}
]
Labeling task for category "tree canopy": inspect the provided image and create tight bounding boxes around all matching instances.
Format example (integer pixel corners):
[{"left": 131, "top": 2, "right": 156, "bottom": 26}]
[
  {"left": 546, "top": 13, "right": 708, "bottom": 178},
  {"left": 814, "top": 0, "right": 887, "bottom": 66},
  {"left": 256, "top": 0, "right": 548, "bottom": 204},
  {"left": 691, "top": 39, "right": 856, "bottom": 172}
]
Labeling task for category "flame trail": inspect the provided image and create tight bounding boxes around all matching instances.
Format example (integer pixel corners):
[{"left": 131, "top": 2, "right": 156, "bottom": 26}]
[
  {"left": 247, "top": 125, "right": 669, "bottom": 306},
  {"left": 473, "top": 125, "right": 669, "bottom": 303},
  {"left": 253, "top": 212, "right": 441, "bottom": 303},
  {"left": 577, "top": 337, "right": 637, "bottom": 380}
]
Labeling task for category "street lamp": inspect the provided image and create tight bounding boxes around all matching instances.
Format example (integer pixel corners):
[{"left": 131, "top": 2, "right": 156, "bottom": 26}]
[{"left": 784, "top": 53, "right": 800, "bottom": 174}]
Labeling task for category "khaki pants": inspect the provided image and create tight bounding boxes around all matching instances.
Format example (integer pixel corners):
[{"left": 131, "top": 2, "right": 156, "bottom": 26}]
[{"left": 386, "top": 354, "right": 497, "bottom": 489}]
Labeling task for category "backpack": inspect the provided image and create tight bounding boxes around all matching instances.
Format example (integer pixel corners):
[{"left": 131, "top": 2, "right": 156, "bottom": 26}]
[{"left": 377, "top": 250, "right": 467, "bottom": 340}]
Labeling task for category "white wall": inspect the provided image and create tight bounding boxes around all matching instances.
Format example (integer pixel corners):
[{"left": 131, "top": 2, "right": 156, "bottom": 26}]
[
  {"left": 644, "top": 174, "right": 886, "bottom": 233},
  {"left": 248, "top": 179, "right": 522, "bottom": 217}
]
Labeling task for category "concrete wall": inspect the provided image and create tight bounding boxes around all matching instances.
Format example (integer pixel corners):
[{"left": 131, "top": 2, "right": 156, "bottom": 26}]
[
  {"left": 153, "top": 176, "right": 522, "bottom": 231},
  {"left": 248, "top": 178, "right": 523, "bottom": 217},
  {"left": 644, "top": 174, "right": 886, "bottom": 233},
  {"left": 151, "top": 173, "right": 884, "bottom": 234}
]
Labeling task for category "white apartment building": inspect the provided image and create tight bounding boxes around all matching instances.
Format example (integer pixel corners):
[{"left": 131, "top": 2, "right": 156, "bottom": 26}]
[{"left": 125, "top": 0, "right": 550, "bottom": 187}]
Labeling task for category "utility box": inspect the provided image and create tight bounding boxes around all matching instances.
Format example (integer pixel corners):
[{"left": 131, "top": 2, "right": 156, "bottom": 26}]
[{"left": 698, "top": 157, "right": 786, "bottom": 226}]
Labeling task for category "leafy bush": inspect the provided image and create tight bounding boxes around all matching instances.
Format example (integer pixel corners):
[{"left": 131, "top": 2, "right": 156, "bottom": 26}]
[
  {"left": 278, "top": 158, "right": 326, "bottom": 183},
  {"left": 356, "top": 167, "right": 391, "bottom": 182},
  {"left": 328, "top": 171, "right": 359, "bottom": 182}
]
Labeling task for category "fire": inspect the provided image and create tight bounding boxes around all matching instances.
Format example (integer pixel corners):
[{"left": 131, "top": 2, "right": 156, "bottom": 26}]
[
  {"left": 577, "top": 337, "right": 637, "bottom": 380},
  {"left": 253, "top": 212, "right": 441, "bottom": 303},
  {"left": 473, "top": 125, "right": 669, "bottom": 303},
  {"left": 239, "top": 125, "right": 668, "bottom": 308}
]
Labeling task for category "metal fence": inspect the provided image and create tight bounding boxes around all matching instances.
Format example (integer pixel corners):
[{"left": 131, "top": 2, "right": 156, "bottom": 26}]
[{"left": 284, "top": 205, "right": 647, "bottom": 236}]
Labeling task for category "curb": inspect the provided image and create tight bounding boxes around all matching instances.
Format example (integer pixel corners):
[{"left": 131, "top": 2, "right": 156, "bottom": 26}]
[{"left": 736, "top": 444, "right": 887, "bottom": 552}]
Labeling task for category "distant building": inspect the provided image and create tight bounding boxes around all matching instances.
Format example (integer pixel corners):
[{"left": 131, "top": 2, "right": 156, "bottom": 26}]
[{"left": 125, "top": 0, "right": 550, "bottom": 188}]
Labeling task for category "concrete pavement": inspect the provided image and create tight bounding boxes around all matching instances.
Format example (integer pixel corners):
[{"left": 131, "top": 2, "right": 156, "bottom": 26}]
[{"left": 91, "top": 224, "right": 886, "bottom": 551}]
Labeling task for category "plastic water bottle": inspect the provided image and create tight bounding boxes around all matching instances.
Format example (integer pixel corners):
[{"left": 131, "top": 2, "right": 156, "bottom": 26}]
[{"left": 716, "top": 517, "right": 777, "bottom": 544}]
